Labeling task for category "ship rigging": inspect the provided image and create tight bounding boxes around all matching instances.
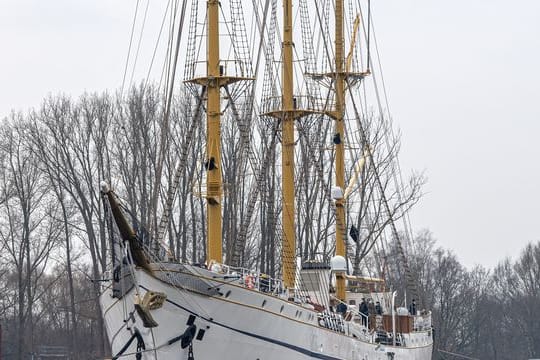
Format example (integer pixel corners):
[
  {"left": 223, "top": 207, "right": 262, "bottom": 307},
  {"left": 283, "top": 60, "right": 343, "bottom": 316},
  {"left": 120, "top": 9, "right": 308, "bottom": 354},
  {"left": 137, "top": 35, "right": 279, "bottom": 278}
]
[{"left": 99, "top": 0, "right": 433, "bottom": 358}]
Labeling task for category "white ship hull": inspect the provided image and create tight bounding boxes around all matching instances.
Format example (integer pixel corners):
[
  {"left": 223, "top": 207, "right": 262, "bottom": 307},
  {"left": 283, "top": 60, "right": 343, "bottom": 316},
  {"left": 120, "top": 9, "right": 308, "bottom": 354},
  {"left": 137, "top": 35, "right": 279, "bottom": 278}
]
[{"left": 100, "top": 265, "right": 432, "bottom": 359}]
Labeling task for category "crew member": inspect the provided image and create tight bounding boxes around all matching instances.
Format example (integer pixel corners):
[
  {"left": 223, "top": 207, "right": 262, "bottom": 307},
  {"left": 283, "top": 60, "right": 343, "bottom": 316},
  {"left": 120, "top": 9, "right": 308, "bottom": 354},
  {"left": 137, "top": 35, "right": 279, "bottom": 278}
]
[
  {"left": 409, "top": 299, "right": 417, "bottom": 316},
  {"left": 359, "top": 298, "right": 368, "bottom": 326},
  {"left": 375, "top": 301, "right": 383, "bottom": 315}
]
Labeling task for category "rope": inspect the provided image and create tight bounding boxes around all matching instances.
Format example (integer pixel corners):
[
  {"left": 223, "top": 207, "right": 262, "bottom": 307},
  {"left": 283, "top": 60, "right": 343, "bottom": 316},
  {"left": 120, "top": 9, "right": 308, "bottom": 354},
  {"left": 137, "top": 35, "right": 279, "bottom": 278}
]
[
  {"left": 128, "top": 0, "right": 151, "bottom": 90},
  {"left": 107, "top": 327, "right": 197, "bottom": 359},
  {"left": 149, "top": 0, "right": 189, "bottom": 254},
  {"left": 121, "top": 0, "right": 141, "bottom": 98},
  {"left": 143, "top": 0, "right": 173, "bottom": 94},
  {"left": 111, "top": 329, "right": 145, "bottom": 360},
  {"left": 366, "top": 0, "right": 371, "bottom": 71},
  {"left": 345, "top": 77, "right": 420, "bottom": 303},
  {"left": 370, "top": 13, "right": 417, "bottom": 252},
  {"left": 105, "top": 189, "right": 214, "bottom": 319},
  {"left": 154, "top": 87, "right": 205, "bottom": 251}
]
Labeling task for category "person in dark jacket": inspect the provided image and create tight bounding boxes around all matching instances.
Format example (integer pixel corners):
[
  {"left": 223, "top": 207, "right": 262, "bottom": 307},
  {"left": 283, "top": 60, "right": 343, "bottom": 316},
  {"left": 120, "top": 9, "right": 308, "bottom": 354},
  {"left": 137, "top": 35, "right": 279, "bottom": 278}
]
[
  {"left": 336, "top": 301, "right": 347, "bottom": 316},
  {"left": 359, "top": 298, "right": 368, "bottom": 326},
  {"left": 375, "top": 301, "right": 383, "bottom": 315},
  {"left": 409, "top": 299, "right": 417, "bottom": 316}
]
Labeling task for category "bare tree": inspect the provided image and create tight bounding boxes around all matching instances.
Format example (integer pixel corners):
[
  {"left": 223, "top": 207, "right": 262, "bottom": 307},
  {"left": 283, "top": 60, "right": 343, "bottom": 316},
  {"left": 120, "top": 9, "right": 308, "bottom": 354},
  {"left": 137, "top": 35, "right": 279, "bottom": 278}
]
[
  {"left": 492, "top": 243, "right": 540, "bottom": 358},
  {"left": 0, "top": 116, "right": 61, "bottom": 359},
  {"left": 28, "top": 94, "right": 113, "bottom": 356}
]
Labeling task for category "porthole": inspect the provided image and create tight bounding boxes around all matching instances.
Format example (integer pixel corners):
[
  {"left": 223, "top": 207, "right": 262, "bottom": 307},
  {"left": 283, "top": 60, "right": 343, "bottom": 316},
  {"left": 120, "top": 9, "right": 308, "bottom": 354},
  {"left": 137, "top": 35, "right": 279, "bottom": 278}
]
[
  {"left": 225, "top": 290, "right": 231, "bottom": 298},
  {"left": 280, "top": 305, "right": 284, "bottom": 313},
  {"left": 262, "top": 300, "right": 267, "bottom": 308}
]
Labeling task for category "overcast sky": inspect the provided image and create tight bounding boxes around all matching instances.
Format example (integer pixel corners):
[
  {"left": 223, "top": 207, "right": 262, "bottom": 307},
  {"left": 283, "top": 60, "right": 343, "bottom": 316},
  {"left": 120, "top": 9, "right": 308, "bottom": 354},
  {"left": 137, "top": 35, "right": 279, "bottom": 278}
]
[{"left": 1, "top": 0, "right": 538, "bottom": 269}]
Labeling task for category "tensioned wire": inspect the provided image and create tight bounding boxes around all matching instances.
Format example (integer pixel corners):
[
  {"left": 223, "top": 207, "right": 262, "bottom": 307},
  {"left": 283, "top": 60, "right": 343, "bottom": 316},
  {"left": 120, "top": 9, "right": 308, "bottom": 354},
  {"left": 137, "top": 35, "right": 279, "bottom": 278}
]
[
  {"left": 142, "top": 0, "right": 173, "bottom": 94},
  {"left": 102, "top": 194, "right": 160, "bottom": 357},
  {"left": 117, "top": 0, "right": 332, "bottom": 278},
  {"left": 114, "top": 198, "right": 214, "bottom": 321},
  {"left": 255, "top": 0, "right": 339, "bottom": 286},
  {"left": 110, "top": 0, "right": 329, "bottom": 341},
  {"left": 355, "top": 0, "right": 416, "bottom": 250},
  {"left": 288, "top": 0, "right": 402, "bottom": 296},
  {"left": 128, "top": 0, "right": 151, "bottom": 91},
  {"left": 106, "top": 193, "right": 206, "bottom": 322},
  {"left": 120, "top": 0, "right": 141, "bottom": 99},
  {"left": 156, "top": 0, "right": 272, "bottom": 261},
  {"left": 345, "top": 73, "right": 420, "bottom": 302},
  {"left": 237, "top": 0, "right": 392, "bottom": 310},
  {"left": 115, "top": 0, "right": 400, "bottom": 310},
  {"left": 152, "top": 0, "right": 272, "bottom": 268},
  {"left": 116, "top": 196, "right": 330, "bottom": 326},
  {"left": 149, "top": 0, "right": 189, "bottom": 247},
  {"left": 305, "top": 0, "right": 418, "bottom": 292},
  {"left": 349, "top": 0, "right": 418, "bottom": 291}
]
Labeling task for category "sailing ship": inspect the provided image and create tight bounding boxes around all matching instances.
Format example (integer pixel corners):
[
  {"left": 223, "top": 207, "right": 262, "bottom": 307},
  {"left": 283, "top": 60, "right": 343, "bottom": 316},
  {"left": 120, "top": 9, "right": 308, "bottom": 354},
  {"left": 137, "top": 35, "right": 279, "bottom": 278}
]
[{"left": 99, "top": 0, "right": 434, "bottom": 358}]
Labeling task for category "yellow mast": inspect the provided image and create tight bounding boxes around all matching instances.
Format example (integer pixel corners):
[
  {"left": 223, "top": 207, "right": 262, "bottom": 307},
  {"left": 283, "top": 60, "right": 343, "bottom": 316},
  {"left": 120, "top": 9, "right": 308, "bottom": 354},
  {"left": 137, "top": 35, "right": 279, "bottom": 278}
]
[
  {"left": 282, "top": 0, "right": 296, "bottom": 289},
  {"left": 262, "top": 0, "right": 312, "bottom": 289},
  {"left": 333, "top": 0, "right": 347, "bottom": 301},
  {"left": 206, "top": 0, "right": 222, "bottom": 263},
  {"left": 185, "top": 0, "right": 252, "bottom": 264}
]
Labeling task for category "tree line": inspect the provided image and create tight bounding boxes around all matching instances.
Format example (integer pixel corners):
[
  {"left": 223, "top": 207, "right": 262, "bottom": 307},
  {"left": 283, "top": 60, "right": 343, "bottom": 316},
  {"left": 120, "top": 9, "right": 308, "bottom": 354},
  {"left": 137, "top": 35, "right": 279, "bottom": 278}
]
[{"left": 403, "top": 230, "right": 540, "bottom": 359}]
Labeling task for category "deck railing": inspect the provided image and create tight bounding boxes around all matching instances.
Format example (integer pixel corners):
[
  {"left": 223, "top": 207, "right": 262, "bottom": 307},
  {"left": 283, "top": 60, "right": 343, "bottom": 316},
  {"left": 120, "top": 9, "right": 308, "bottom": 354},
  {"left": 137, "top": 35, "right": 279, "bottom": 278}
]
[
  {"left": 217, "top": 263, "right": 284, "bottom": 296},
  {"left": 413, "top": 311, "right": 432, "bottom": 331},
  {"left": 260, "top": 95, "right": 331, "bottom": 114}
]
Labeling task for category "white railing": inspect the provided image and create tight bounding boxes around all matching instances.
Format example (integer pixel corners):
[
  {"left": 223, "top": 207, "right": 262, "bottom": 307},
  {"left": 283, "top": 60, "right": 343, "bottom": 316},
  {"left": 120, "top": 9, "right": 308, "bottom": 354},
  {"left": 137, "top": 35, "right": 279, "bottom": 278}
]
[
  {"left": 332, "top": 296, "right": 369, "bottom": 324},
  {"left": 413, "top": 311, "right": 432, "bottom": 331},
  {"left": 188, "top": 59, "right": 253, "bottom": 79},
  {"left": 211, "top": 263, "right": 284, "bottom": 296},
  {"left": 318, "top": 311, "right": 346, "bottom": 333},
  {"left": 260, "top": 95, "right": 331, "bottom": 114}
]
